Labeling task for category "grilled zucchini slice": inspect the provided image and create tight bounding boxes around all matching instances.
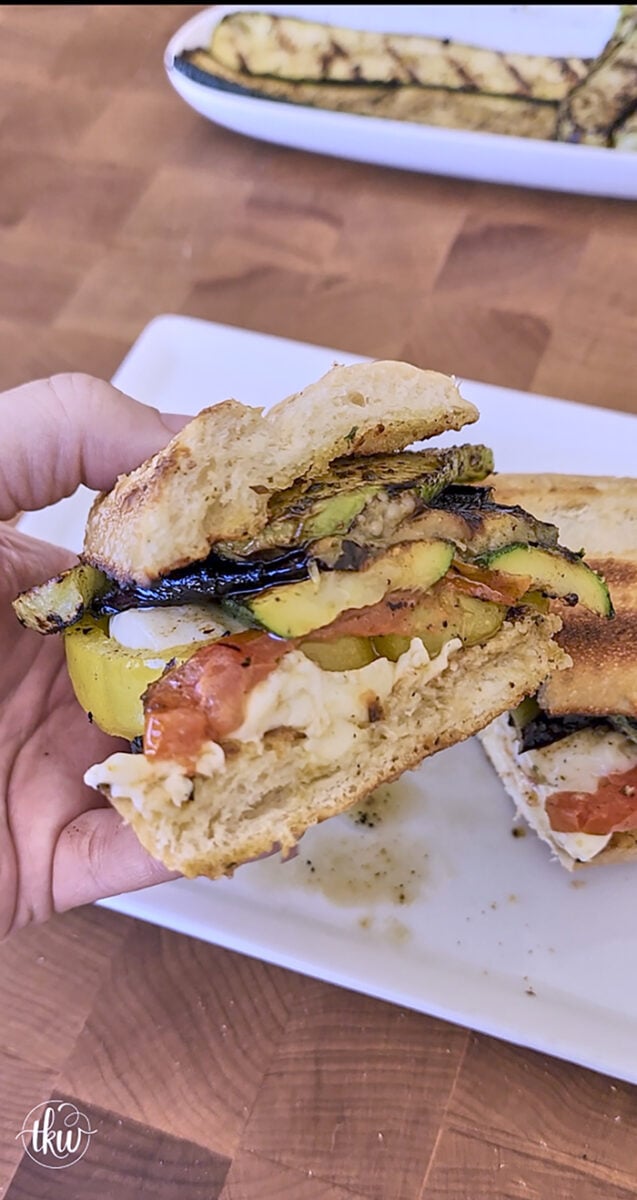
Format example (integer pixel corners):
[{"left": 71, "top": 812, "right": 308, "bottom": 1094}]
[
  {"left": 240, "top": 539, "right": 454, "bottom": 637},
  {"left": 477, "top": 544, "right": 613, "bottom": 617},
  {"left": 373, "top": 589, "right": 505, "bottom": 661},
  {"left": 13, "top": 564, "right": 109, "bottom": 634},
  {"left": 210, "top": 12, "right": 588, "bottom": 100}
]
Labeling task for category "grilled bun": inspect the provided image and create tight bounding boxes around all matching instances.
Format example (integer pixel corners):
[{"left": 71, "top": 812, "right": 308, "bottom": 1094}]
[{"left": 83, "top": 361, "right": 476, "bottom": 585}]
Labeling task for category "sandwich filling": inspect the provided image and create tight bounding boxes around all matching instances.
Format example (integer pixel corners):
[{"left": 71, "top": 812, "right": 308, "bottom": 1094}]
[
  {"left": 85, "top": 634, "right": 461, "bottom": 811},
  {"left": 486, "top": 703, "right": 637, "bottom": 865},
  {"left": 15, "top": 446, "right": 612, "bottom": 793}
]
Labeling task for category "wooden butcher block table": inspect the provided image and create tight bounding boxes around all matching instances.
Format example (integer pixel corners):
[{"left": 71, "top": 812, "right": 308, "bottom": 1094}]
[{"left": 1, "top": 6, "right": 636, "bottom": 1199}]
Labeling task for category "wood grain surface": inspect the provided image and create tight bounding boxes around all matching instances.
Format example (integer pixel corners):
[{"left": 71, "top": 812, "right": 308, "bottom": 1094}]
[{"left": 1, "top": 6, "right": 637, "bottom": 1199}]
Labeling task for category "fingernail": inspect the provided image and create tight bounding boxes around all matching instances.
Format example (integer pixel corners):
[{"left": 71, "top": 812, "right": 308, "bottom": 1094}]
[{"left": 160, "top": 412, "right": 192, "bottom": 433}]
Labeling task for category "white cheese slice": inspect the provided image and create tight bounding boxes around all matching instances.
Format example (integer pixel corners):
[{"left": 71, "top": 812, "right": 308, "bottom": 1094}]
[{"left": 554, "top": 830, "right": 611, "bottom": 863}]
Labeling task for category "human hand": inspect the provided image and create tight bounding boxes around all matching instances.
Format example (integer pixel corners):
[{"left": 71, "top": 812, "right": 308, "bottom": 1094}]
[{"left": 1, "top": 373, "right": 188, "bottom": 936}]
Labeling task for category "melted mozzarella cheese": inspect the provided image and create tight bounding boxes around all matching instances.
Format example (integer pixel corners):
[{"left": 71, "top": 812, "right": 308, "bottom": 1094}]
[
  {"left": 528, "top": 730, "right": 637, "bottom": 863},
  {"left": 555, "top": 830, "right": 611, "bottom": 863},
  {"left": 232, "top": 636, "right": 461, "bottom": 762},
  {"left": 503, "top": 725, "right": 637, "bottom": 863},
  {"left": 84, "top": 636, "right": 461, "bottom": 810},
  {"left": 109, "top": 603, "right": 245, "bottom": 651},
  {"left": 84, "top": 740, "right": 225, "bottom": 816},
  {"left": 522, "top": 728, "right": 637, "bottom": 794}
]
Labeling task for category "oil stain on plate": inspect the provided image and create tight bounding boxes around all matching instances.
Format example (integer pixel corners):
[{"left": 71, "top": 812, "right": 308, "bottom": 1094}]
[{"left": 248, "top": 778, "right": 432, "bottom": 921}]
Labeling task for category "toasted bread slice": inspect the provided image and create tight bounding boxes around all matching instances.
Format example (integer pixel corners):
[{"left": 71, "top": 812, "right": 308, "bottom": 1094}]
[
  {"left": 539, "top": 556, "right": 637, "bottom": 717},
  {"left": 86, "top": 612, "right": 563, "bottom": 879},
  {"left": 478, "top": 473, "right": 637, "bottom": 869},
  {"left": 484, "top": 474, "right": 637, "bottom": 560},
  {"left": 485, "top": 475, "right": 637, "bottom": 717},
  {"left": 83, "top": 361, "right": 476, "bottom": 585}
]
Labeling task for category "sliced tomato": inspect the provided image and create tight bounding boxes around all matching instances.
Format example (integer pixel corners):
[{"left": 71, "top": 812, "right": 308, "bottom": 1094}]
[
  {"left": 450, "top": 561, "right": 532, "bottom": 605},
  {"left": 144, "top": 631, "right": 289, "bottom": 766},
  {"left": 309, "top": 590, "right": 425, "bottom": 640},
  {"left": 309, "top": 567, "right": 524, "bottom": 640},
  {"left": 546, "top": 766, "right": 637, "bottom": 835}
]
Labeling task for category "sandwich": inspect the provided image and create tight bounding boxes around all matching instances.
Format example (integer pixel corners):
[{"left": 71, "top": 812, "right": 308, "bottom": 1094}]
[
  {"left": 478, "top": 474, "right": 637, "bottom": 869},
  {"left": 13, "top": 362, "right": 611, "bottom": 879},
  {"left": 174, "top": 9, "right": 637, "bottom": 148}
]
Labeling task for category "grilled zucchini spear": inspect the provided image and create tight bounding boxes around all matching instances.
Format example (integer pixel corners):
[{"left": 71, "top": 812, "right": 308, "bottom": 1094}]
[
  {"left": 210, "top": 12, "right": 589, "bottom": 101},
  {"left": 556, "top": 6, "right": 637, "bottom": 145},
  {"left": 175, "top": 8, "right": 637, "bottom": 150},
  {"left": 12, "top": 564, "right": 108, "bottom": 634},
  {"left": 176, "top": 51, "right": 560, "bottom": 141},
  {"left": 613, "top": 105, "right": 637, "bottom": 149}
]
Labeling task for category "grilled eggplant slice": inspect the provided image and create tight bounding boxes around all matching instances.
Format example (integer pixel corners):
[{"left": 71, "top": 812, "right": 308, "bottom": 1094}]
[
  {"left": 314, "top": 485, "right": 560, "bottom": 568},
  {"left": 14, "top": 549, "right": 312, "bottom": 628},
  {"left": 175, "top": 52, "right": 559, "bottom": 141},
  {"left": 93, "top": 548, "right": 311, "bottom": 617},
  {"left": 210, "top": 12, "right": 589, "bottom": 101},
  {"left": 510, "top": 699, "right": 637, "bottom": 752},
  {"left": 511, "top": 702, "right": 603, "bottom": 752},
  {"left": 221, "top": 445, "right": 494, "bottom": 558},
  {"left": 391, "top": 485, "right": 559, "bottom": 558}
]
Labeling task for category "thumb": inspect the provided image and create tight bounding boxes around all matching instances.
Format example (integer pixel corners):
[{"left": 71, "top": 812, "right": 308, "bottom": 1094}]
[
  {"left": 0, "top": 373, "right": 189, "bottom": 520},
  {"left": 52, "top": 806, "right": 180, "bottom": 914}
]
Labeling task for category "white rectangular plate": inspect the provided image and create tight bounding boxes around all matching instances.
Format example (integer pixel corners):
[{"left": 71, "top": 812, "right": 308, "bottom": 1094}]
[
  {"left": 164, "top": 4, "right": 637, "bottom": 200},
  {"left": 21, "top": 315, "right": 637, "bottom": 1084}
]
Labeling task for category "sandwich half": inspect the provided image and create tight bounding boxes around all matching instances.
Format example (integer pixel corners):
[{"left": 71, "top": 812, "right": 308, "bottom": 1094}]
[
  {"left": 479, "top": 474, "right": 637, "bottom": 869},
  {"left": 14, "top": 363, "right": 611, "bottom": 879}
]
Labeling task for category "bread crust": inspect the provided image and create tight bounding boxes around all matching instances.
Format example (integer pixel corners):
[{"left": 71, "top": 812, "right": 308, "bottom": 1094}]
[
  {"left": 83, "top": 362, "right": 476, "bottom": 584},
  {"left": 94, "top": 613, "right": 563, "bottom": 878},
  {"left": 484, "top": 474, "right": 637, "bottom": 560}
]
